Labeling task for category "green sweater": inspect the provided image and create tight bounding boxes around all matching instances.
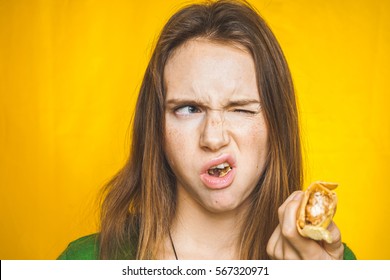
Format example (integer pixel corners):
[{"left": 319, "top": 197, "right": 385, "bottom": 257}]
[{"left": 58, "top": 234, "right": 357, "bottom": 260}]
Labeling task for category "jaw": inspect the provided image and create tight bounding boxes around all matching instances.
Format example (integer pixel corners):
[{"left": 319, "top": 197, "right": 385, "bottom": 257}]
[{"left": 176, "top": 181, "right": 252, "bottom": 217}]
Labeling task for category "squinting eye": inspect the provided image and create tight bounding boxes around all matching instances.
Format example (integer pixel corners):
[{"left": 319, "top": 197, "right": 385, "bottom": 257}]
[
  {"left": 234, "top": 109, "right": 256, "bottom": 115},
  {"left": 175, "top": 105, "right": 201, "bottom": 116}
]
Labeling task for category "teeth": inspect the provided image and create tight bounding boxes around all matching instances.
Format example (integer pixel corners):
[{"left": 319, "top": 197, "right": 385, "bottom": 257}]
[
  {"left": 207, "top": 162, "right": 232, "bottom": 177},
  {"left": 219, "top": 166, "right": 232, "bottom": 177},
  {"left": 210, "top": 162, "right": 230, "bottom": 169}
]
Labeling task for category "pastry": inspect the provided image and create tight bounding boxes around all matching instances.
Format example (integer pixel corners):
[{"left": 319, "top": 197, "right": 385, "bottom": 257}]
[{"left": 296, "top": 181, "right": 338, "bottom": 243}]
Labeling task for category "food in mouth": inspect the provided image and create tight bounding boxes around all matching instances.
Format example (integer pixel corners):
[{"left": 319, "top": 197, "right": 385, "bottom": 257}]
[
  {"left": 207, "top": 162, "right": 232, "bottom": 177},
  {"left": 296, "top": 181, "right": 338, "bottom": 243}
]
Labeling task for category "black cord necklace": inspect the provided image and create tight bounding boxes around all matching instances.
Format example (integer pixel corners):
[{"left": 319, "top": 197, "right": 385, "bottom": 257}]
[{"left": 168, "top": 230, "right": 178, "bottom": 260}]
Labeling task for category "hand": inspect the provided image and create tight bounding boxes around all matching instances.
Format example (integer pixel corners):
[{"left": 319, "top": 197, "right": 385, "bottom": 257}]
[{"left": 266, "top": 191, "right": 344, "bottom": 259}]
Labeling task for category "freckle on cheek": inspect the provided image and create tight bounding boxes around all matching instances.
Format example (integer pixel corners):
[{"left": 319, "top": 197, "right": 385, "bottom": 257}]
[
  {"left": 173, "top": 130, "right": 182, "bottom": 139},
  {"left": 167, "top": 129, "right": 183, "bottom": 149}
]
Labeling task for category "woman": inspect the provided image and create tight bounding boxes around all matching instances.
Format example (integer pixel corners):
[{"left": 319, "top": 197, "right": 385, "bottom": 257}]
[{"left": 58, "top": 0, "right": 355, "bottom": 260}]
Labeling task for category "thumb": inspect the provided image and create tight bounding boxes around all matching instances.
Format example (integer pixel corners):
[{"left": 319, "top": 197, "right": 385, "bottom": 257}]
[{"left": 323, "top": 222, "right": 344, "bottom": 259}]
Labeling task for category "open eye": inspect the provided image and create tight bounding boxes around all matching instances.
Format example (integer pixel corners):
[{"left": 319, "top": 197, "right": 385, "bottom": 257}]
[{"left": 174, "top": 105, "right": 202, "bottom": 116}]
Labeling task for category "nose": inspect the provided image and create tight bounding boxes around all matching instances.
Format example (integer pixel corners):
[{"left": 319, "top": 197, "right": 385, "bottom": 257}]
[{"left": 199, "top": 110, "right": 230, "bottom": 151}]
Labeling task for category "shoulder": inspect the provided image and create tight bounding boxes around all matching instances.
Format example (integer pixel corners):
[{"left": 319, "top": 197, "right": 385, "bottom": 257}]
[
  {"left": 57, "top": 233, "right": 99, "bottom": 260},
  {"left": 343, "top": 243, "right": 357, "bottom": 260}
]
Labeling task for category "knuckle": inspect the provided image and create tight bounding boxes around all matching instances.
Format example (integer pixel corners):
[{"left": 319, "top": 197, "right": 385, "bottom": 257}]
[
  {"left": 266, "top": 243, "right": 273, "bottom": 258},
  {"left": 281, "top": 224, "right": 297, "bottom": 239},
  {"left": 277, "top": 205, "right": 284, "bottom": 218},
  {"left": 283, "top": 252, "right": 299, "bottom": 260},
  {"left": 331, "top": 226, "right": 342, "bottom": 243},
  {"left": 274, "top": 250, "right": 283, "bottom": 260}
]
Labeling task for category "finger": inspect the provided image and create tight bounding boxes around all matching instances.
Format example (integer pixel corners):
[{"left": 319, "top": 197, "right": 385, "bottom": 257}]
[
  {"left": 280, "top": 192, "right": 304, "bottom": 241},
  {"left": 272, "top": 191, "right": 329, "bottom": 260},
  {"left": 280, "top": 193, "right": 323, "bottom": 258},
  {"left": 322, "top": 222, "right": 344, "bottom": 259},
  {"left": 282, "top": 239, "right": 301, "bottom": 260},
  {"left": 273, "top": 228, "right": 284, "bottom": 260},
  {"left": 269, "top": 225, "right": 301, "bottom": 260},
  {"left": 278, "top": 191, "right": 303, "bottom": 226},
  {"left": 266, "top": 225, "right": 280, "bottom": 259}
]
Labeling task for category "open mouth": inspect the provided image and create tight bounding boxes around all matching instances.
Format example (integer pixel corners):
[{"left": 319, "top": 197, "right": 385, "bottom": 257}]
[
  {"left": 207, "top": 162, "right": 232, "bottom": 177},
  {"left": 200, "top": 155, "right": 236, "bottom": 189}
]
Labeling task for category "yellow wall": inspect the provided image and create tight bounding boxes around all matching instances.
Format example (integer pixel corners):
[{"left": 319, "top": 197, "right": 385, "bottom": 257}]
[{"left": 0, "top": 0, "right": 388, "bottom": 259}]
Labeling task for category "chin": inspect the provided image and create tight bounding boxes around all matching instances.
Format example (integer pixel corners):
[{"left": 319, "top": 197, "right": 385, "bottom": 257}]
[{"left": 203, "top": 198, "right": 243, "bottom": 214}]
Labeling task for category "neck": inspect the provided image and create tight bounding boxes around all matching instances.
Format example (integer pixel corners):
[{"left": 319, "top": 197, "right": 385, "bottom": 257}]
[{"left": 168, "top": 186, "right": 248, "bottom": 260}]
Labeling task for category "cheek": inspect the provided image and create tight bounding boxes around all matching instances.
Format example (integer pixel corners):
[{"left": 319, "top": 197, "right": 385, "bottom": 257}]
[
  {"left": 164, "top": 127, "right": 181, "bottom": 164},
  {"left": 242, "top": 118, "right": 268, "bottom": 144},
  {"left": 166, "top": 127, "right": 180, "bottom": 143},
  {"left": 164, "top": 117, "right": 200, "bottom": 155},
  {"left": 164, "top": 124, "right": 195, "bottom": 171},
  {"left": 244, "top": 120, "right": 268, "bottom": 168}
]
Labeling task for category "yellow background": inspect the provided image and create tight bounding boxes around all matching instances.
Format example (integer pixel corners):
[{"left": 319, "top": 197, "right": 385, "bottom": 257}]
[{"left": 0, "top": 0, "right": 389, "bottom": 259}]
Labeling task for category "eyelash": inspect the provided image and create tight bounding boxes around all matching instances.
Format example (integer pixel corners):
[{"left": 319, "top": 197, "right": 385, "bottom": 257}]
[{"left": 233, "top": 109, "right": 256, "bottom": 115}]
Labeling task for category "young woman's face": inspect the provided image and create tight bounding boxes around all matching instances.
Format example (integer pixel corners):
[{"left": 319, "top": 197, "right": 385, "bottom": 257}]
[{"left": 164, "top": 39, "right": 268, "bottom": 214}]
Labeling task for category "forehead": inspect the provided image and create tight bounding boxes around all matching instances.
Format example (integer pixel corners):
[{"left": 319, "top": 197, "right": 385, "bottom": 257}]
[
  {"left": 164, "top": 38, "right": 259, "bottom": 101},
  {"left": 165, "top": 38, "right": 253, "bottom": 73}
]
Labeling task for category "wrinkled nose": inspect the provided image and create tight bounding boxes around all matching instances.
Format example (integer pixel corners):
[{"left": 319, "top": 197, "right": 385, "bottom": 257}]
[{"left": 199, "top": 111, "right": 230, "bottom": 151}]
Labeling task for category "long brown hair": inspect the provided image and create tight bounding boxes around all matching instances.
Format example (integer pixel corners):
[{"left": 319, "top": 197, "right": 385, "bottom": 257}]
[{"left": 99, "top": 0, "right": 302, "bottom": 259}]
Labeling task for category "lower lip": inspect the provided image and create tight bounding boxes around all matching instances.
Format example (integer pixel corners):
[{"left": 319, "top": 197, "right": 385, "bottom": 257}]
[{"left": 200, "top": 168, "right": 236, "bottom": 189}]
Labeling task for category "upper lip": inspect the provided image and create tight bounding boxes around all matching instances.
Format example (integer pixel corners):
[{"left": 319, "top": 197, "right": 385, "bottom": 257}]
[{"left": 200, "top": 154, "right": 236, "bottom": 175}]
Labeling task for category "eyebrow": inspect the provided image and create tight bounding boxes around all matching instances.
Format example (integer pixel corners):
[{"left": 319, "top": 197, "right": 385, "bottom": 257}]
[
  {"left": 227, "top": 99, "right": 261, "bottom": 107},
  {"left": 165, "top": 98, "right": 205, "bottom": 107},
  {"left": 165, "top": 98, "right": 261, "bottom": 107}
]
